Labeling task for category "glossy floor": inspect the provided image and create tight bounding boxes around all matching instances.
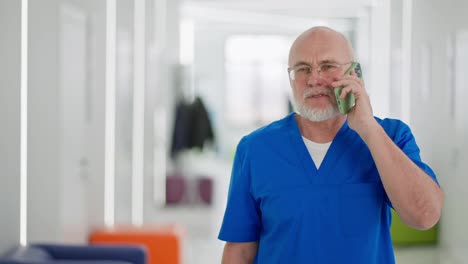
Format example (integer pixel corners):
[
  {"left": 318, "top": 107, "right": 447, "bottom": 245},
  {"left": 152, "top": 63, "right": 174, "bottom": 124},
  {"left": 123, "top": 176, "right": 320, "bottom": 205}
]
[{"left": 185, "top": 239, "right": 465, "bottom": 264}]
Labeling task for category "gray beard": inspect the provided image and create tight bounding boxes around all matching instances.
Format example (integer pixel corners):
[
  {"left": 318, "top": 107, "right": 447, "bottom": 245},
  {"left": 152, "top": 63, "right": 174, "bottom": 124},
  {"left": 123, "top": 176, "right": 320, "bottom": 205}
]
[{"left": 292, "top": 97, "right": 340, "bottom": 122}]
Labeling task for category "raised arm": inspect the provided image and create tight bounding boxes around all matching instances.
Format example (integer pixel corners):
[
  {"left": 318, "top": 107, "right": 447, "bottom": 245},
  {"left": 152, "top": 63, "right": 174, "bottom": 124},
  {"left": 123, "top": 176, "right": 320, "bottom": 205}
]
[
  {"left": 333, "top": 73, "right": 444, "bottom": 230},
  {"left": 358, "top": 122, "right": 443, "bottom": 229}
]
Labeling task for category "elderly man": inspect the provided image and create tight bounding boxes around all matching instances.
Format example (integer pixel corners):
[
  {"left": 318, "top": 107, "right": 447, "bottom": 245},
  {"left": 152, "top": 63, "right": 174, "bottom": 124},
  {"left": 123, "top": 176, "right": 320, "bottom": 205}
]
[{"left": 218, "top": 26, "right": 443, "bottom": 263}]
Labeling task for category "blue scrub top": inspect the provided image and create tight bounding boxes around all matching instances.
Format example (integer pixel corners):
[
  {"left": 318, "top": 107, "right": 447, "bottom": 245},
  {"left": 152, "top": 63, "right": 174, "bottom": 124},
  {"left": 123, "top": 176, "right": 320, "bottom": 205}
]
[{"left": 218, "top": 113, "right": 438, "bottom": 264}]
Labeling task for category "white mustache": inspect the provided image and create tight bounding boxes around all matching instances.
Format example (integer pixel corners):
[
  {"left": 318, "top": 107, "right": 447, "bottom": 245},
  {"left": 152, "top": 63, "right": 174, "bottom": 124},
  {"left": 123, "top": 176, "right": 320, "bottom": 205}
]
[{"left": 303, "top": 89, "right": 333, "bottom": 99}]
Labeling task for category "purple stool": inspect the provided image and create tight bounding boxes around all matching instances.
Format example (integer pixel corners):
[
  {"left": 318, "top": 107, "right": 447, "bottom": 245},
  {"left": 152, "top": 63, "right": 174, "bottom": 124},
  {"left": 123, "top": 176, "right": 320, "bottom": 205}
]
[
  {"left": 197, "top": 177, "right": 213, "bottom": 205},
  {"left": 166, "top": 174, "right": 187, "bottom": 205}
]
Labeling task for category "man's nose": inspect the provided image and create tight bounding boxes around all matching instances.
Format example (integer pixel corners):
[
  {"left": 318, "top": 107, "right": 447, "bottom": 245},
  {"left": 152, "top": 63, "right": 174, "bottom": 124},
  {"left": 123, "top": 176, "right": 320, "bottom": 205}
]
[{"left": 306, "top": 70, "right": 324, "bottom": 86}]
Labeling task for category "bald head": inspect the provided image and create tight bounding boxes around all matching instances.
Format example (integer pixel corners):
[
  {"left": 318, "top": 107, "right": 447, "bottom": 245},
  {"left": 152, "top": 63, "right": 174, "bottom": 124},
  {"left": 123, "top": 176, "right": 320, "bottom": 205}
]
[{"left": 288, "top": 26, "right": 354, "bottom": 66}]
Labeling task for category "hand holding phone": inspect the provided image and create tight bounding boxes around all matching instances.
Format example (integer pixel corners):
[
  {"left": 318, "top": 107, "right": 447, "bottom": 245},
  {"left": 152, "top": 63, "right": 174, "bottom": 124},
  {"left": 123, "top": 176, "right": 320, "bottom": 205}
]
[{"left": 334, "top": 62, "right": 362, "bottom": 115}]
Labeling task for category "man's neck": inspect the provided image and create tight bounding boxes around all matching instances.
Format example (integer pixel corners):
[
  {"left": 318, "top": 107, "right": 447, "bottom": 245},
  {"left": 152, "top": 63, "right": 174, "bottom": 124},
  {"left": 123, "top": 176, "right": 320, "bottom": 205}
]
[{"left": 295, "top": 114, "right": 346, "bottom": 143}]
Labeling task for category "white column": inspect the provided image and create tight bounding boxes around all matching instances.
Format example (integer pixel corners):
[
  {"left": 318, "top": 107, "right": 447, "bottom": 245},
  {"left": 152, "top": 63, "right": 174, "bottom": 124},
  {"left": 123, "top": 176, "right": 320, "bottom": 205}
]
[
  {"left": 401, "top": 0, "right": 412, "bottom": 124},
  {"left": 368, "top": 0, "right": 391, "bottom": 118},
  {"left": 27, "top": 0, "right": 61, "bottom": 243},
  {"left": 0, "top": 0, "right": 22, "bottom": 253},
  {"left": 131, "top": 0, "right": 146, "bottom": 226}
]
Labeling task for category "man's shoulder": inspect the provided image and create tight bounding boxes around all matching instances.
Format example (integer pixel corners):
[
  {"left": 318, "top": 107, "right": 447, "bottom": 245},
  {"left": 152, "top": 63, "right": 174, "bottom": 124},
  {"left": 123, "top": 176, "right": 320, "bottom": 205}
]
[
  {"left": 375, "top": 116, "right": 409, "bottom": 129},
  {"left": 244, "top": 113, "right": 294, "bottom": 142},
  {"left": 236, "top": 113, "right": 299, "bottom": 167},
  {"left": 374, "top": 116, "right": 413, "bottom": 139},
  {"left": 235, "top": 113, "right": 295, "bottom": 156}
]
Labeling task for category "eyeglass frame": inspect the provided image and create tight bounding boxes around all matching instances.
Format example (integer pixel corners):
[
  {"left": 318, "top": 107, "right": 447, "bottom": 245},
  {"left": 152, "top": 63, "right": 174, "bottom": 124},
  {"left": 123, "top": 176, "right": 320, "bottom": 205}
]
[{"left": 287, "top": 61, "right": 356, "bottom": 81}]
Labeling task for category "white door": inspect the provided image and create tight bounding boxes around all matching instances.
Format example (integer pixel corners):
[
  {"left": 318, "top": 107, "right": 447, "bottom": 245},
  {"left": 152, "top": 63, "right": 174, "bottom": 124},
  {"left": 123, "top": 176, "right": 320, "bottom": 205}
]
[
  {"left": 450, "top": 30, "right": 468, "bottom": 247},
  {"left": 58, "top": 4, "right": 89, "bottom": 243}
]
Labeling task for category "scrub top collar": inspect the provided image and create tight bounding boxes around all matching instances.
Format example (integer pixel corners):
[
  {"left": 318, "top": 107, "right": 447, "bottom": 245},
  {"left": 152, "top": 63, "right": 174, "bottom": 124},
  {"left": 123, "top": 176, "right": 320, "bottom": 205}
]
[{"left": 288, "top": 113, "right": 356, "bottom": 184}]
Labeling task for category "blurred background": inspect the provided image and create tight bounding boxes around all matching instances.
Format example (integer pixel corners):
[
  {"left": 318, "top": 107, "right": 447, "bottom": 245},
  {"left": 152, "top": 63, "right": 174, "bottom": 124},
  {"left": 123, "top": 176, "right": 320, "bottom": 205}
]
[{"left": 1, "top": 0, "right": 467, "bottom": 263}]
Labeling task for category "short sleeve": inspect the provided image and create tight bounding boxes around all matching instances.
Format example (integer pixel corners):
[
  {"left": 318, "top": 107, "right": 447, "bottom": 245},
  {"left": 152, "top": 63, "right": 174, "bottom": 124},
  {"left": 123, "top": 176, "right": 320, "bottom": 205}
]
[
  {"left": 218, "top": 137, "right": 261, "bottom": 242},
  {"left": 394, "top": 122, "right": 439, "bottom": 184},
  {"left": 384, "top": 121, "right": 440, "bottom": 207}
]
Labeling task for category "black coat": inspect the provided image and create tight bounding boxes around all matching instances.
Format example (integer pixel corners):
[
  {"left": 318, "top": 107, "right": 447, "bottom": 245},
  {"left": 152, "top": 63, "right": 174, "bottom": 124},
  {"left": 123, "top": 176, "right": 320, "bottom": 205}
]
[{"left": 170, "top": 97, "right": 215, "bottom": 158}]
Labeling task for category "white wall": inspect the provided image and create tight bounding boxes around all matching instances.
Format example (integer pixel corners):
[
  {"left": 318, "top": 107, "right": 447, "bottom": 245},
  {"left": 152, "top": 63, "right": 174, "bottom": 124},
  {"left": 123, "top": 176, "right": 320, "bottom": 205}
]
[
  {"left": 114, "top": 0, "right": 134, "bottom": 226},
  {"left": 27, "top": 0, "right": 62, "bottom": 242},
  {"left": 143, "top": 0, "right": 181, "bottom": 221},
  {"left": 0, "top": 0, "right": 181, "bottom": 247},
  {"left": 0, "top": 0, "right": 22, "bottom": 253},
  {"left": 26, "top": 0, "right": 108, "bottom": 243},
  {"left": 389, "top": 0, "right": 403, "bottom": 119},
  {"left": 409, "top": 0, "right": 468, "bottom": 260},
  {"left": 77, "top": 0, "right": 108, "bottom": 234},
  {"left": 388, "top": 0, "right": 468, "bottom": 259},
  {"left": 368, "top": 0, "right": 391, "bottom": 118}
]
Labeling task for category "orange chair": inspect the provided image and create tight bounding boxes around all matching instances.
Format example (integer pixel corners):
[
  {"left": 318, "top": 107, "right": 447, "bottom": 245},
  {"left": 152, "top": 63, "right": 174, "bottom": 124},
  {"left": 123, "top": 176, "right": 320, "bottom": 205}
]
[{"left": 89, "top": 225, "right": 184, "bottom": 264}]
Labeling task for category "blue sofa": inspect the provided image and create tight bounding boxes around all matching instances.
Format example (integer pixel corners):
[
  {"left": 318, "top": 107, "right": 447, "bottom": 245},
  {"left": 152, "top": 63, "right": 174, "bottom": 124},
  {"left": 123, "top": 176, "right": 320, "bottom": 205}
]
[{"left": 0, "top": 244, "right": 146, "bottom": 264}]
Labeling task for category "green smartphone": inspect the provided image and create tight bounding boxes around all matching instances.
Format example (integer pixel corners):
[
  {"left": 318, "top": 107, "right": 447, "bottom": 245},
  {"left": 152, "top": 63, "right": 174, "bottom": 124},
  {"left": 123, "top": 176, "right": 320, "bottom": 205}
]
[{"left": 334, "top": 62, "right": 362, "bottom": 115}]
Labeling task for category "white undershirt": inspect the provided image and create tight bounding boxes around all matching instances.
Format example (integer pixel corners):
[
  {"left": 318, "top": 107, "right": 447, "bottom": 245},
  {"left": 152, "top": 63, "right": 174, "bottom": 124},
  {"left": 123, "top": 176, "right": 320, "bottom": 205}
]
[{"left": 302, "top": 137, "right": 332, "bottom": 169}]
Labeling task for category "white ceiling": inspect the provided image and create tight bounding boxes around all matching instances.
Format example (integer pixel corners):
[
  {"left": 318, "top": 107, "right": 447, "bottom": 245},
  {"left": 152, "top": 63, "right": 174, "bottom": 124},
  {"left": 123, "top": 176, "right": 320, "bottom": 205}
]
[
  {"left": 181, "top": 0, "right": 377, "bottom": 34},
  {"left": 182, "top": 0, "right": 375, "bottom": 19}
]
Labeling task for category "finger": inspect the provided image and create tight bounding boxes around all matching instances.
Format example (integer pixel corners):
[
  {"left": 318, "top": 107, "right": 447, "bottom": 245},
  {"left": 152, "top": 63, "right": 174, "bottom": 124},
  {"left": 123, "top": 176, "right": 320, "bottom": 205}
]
[
  {"left": 341, "top": 75, "right": 359, "bottom": 81},
  {"left": 333, "top": 79, "right": 364, "bottom": 93},
  {"left": 332, "top": 79, "right": 358, "bottom": 88},
  {"left": 340, "top": 75, "right": 364, "bottom": 86},
  {"left": 339, "top": 86, "right": 354, "bottom": 99}
]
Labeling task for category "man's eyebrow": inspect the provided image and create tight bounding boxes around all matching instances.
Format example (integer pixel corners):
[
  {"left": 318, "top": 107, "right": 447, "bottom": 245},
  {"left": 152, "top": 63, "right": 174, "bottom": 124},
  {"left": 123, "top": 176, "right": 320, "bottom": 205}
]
[
  {"left": 291, "top": 59, "right": 339, "bottom": 68},
  {"left": 291, "top": 61, "right": 311, "bottom": 68}
]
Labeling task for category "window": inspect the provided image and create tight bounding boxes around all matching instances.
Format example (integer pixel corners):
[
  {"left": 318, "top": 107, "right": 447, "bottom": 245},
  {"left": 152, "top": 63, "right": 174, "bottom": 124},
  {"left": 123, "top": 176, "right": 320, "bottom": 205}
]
[{"left": 225, "top": 35, "right": 293, "bottom": 126}]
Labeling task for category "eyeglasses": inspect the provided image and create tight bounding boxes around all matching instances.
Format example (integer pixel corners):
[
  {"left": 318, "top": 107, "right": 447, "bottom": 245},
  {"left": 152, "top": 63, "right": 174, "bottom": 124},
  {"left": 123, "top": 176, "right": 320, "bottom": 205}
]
[{"left": 288, "top": 61, "right": 354, "bottom": 81}]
